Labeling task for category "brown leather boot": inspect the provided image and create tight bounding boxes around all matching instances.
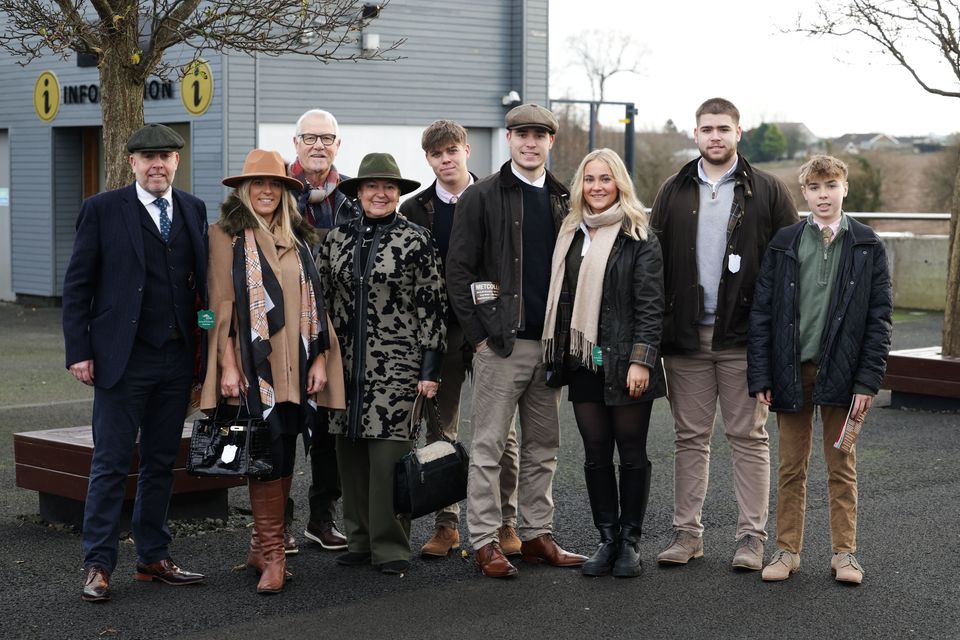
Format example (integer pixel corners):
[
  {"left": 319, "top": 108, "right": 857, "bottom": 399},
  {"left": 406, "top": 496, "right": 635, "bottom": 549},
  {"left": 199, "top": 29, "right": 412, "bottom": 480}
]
[{"left": 249, "top": 478, "right": 286, "bottom": 594}]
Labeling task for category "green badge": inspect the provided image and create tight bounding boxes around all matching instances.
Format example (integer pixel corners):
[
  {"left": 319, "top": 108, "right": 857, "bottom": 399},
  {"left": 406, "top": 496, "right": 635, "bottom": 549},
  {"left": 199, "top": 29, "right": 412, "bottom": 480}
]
[
  {"left": 591, "top": 345, "right": 603, "bottom": 367},
  {"left": 197, "top": 309, "right": 215, "bottom": 330}
]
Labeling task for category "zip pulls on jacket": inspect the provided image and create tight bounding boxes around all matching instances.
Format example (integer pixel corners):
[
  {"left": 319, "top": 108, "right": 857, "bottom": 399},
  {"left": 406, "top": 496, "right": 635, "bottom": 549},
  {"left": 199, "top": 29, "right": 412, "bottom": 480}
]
[{"left": 348, "top": 222, "right": 384, "bottom": 441}]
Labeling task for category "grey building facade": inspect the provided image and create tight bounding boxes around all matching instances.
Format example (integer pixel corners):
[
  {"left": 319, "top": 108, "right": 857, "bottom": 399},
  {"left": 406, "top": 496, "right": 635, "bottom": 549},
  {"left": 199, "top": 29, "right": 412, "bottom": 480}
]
[{"left": 0, "top": 0, "right": 549, "bottom": 301}]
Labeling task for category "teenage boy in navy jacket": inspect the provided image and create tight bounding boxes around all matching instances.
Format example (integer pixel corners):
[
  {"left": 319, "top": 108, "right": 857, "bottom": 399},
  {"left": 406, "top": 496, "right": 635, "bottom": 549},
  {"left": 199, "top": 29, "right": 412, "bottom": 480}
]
[{"left": 748, "top": 155, "right": 892, "bottom": 585}]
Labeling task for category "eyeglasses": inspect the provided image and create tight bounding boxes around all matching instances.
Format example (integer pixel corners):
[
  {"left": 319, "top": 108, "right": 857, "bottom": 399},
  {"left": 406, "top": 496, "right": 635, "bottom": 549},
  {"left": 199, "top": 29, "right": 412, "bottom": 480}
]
[{"left": 297, "top": 133, "right": 337, "bottom": 146}]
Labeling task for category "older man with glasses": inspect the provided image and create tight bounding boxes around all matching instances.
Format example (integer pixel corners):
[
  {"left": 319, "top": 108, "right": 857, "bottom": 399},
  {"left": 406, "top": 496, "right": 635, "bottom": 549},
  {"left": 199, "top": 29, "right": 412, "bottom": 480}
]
[{"left": 284, "top": 109, "right": 362, "bottom": 554}]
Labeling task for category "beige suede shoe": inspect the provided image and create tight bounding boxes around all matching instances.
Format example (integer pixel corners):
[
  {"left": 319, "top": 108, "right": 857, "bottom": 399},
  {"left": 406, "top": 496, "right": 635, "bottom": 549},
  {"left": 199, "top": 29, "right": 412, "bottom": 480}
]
[
  {"left": 420, "top": 526, "right": 460, "bottom": 557},
  {"left": 761, "top": 549, "right": 801, "bottom": 581},
  {"left": 656, "top": 531, "right": 704, "bottom": 565},
  {"left": 498, "top": 525, "right": 522, "bottom": 557},
  {"left": 732, "top": 534, "right": 764, "bottom": 571},
  {"left": 832, "top": 552, "right": 864, "bottom": 585}
]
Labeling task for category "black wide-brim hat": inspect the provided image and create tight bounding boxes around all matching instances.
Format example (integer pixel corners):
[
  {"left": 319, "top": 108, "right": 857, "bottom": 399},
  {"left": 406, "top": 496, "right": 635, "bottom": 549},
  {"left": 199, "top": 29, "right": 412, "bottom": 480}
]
[{"left": 336, "top": 152, "right": 420, "bottom": 198}]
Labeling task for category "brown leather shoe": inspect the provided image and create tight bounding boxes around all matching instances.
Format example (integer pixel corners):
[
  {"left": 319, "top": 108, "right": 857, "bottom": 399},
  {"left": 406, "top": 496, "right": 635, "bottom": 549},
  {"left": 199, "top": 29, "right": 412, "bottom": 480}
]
[
  {"left": 134, "top": 559, "right": 205, "bottom": 585},
  {"left": 475, "top": 542, "right": 518, "bottom": 578},
  {"left": 498, "top": 525, "right": 522, "bottom": 557},
  {"left": 520, "top": 533, "right": 588, "bottom": 567},
  {"left": 82, "top": 566, "right": 110, "bottom": 602},
  {"left": 304, "top": 520, "right": 348, "bottom": 550}
]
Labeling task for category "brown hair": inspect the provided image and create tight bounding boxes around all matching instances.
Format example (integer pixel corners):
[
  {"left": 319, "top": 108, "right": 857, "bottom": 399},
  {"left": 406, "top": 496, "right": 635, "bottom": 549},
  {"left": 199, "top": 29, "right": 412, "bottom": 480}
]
[
  {"left": 421, "top": 120, "right": 468, "bottom": 152},
  {"left": 695, "top": 97, "right": 740, "bottom": 125},
  {"left": 798, "top": 155, "right": 849, "bottom": 184}
]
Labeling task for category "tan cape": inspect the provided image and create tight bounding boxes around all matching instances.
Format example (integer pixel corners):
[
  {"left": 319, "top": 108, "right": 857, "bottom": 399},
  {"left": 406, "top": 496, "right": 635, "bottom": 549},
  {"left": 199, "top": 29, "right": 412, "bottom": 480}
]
[{"left": 200, "top": 222, "right": 345, "bottom": 412}]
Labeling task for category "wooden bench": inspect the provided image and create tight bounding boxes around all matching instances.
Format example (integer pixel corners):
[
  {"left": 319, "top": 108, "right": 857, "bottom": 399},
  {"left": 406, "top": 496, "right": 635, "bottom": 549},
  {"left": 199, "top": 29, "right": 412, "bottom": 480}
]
[
  {"left": 882, "top": 346, "right": 960, "bottom": 411},
  {"left": 14, "top": 423, "right": 245, "bottom": 529}
]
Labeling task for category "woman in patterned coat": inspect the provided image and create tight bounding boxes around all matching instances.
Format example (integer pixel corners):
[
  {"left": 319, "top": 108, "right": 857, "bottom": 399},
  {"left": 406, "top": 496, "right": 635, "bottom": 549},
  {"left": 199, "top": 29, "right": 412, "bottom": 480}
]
[{"left": 320, "top": 152, "right": 447, "bottom": 575}]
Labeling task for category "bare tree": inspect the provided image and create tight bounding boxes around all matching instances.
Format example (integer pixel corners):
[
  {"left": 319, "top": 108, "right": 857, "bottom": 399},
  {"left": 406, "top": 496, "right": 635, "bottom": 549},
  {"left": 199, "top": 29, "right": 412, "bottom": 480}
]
[
  {"left": 566, "top": 29, "right": 644, "bottom": 104},
  {"left": 795, "top": 0, "right": 960, "bottom": 356},
  {"left": 0, "top": 0, "right": 403, "bottom": 189}
]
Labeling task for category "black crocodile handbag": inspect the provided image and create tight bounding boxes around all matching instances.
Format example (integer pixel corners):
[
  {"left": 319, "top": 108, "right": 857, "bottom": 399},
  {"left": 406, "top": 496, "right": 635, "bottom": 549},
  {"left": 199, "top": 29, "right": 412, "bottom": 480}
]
[
  {"left": 393, "top": 394, "right": 469, "bottom": 519},
  {"left": 187, "top": 399, "right": 274, "bottom": 479}
]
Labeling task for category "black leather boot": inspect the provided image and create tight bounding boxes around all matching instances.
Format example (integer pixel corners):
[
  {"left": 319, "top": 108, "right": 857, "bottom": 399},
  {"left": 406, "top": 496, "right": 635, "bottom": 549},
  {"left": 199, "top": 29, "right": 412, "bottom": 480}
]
[
  {"left": 613, "top": 460, "right": 651, "bottom": 578},
  {"left": 581, "top": 463, "right": 620, "bottom": 577}
]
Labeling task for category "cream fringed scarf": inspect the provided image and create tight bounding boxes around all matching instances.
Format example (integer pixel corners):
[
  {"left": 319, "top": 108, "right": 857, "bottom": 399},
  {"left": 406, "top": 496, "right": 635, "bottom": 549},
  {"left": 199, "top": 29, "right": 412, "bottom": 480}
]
[{"left": 542, "top": 203, "right": 624, "bottom": 370}]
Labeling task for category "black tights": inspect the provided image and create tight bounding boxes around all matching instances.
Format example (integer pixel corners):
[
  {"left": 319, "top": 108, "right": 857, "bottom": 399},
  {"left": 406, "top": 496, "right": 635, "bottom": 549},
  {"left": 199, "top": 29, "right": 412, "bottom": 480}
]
[{"left": 573, "top": 400, "right": 653, "bottom": 469}]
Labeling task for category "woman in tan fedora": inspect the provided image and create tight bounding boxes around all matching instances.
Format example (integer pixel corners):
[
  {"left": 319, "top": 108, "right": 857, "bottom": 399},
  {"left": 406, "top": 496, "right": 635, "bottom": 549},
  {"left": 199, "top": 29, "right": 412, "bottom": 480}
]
[
  {"left": 200, "top": 149, "right": 345, "bottom": 594},
  {"left": 320, "top": 152, "right": 446, "bottom": 576}
]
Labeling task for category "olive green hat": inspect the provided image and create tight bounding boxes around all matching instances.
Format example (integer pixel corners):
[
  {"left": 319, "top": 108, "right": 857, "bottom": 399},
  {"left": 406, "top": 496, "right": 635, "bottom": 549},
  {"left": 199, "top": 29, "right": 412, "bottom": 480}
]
[{"left": 336, "top": 153, "right": 420, "bottom": 198}]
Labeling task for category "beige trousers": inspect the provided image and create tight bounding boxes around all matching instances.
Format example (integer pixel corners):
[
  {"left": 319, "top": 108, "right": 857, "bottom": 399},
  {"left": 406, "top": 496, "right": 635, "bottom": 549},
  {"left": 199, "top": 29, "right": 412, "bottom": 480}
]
[
  {"left": 662, "top": 325, "right": 770, "bottom": 540},
  {"left": 775, "top": 363, "right": 857, "bottom": 554},
  {"left": 466, "top": 339, "right": 561, "bottom": 548},
  {"left": 429, "top": 323, "right": 520, "bottom": 529}
]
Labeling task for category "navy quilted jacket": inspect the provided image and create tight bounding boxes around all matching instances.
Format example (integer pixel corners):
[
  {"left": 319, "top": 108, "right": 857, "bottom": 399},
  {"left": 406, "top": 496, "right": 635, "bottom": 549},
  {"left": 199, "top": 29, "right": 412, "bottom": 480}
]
[{"left": 747, "top": 217, "right": 892, "bottom": 413}]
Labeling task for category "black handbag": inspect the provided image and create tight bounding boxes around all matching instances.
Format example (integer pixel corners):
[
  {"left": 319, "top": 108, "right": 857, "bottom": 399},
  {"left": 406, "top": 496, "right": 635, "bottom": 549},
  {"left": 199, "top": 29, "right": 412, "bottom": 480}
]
[
  {"left": 393, "top": 394, "right": 469, "bottom": 520},
  {"left": 186, "top": 399, "right": 274, "bottom": 479}
]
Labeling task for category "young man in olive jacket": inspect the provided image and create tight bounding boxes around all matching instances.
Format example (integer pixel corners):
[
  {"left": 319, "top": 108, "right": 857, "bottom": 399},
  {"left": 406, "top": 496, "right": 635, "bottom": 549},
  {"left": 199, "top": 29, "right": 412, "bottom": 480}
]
[
  {"left": 650, "top": 98, "right": 799, "bottom": 571},
  {"left": 447, "top": 104, "right": 587, "bottom": 578},
  {"left": 399, "top": 120, "right": 522, "bottom": 559},
  {"left": 748, "top": 155, "right": 892, "bottom": 584}
]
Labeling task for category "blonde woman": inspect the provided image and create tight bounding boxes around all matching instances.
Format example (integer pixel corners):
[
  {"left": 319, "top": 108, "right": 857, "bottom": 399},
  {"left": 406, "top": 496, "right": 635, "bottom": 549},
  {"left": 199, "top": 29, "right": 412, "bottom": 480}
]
[
  {"left": 201, "top": 149, "right": 345, "bottom": 594},
  {"left": 542, "top": 148, "right": 665, "bottom": 578}
]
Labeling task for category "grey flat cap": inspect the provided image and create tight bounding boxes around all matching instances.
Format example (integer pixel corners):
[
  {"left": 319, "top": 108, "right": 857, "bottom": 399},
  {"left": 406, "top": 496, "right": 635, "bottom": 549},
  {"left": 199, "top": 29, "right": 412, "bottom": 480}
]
[
  {"left": 505, "top": 103, "right": 559, "bottom": 134},
  {"left": 127, "top": 123, "right": 185, "bottom": 153}
]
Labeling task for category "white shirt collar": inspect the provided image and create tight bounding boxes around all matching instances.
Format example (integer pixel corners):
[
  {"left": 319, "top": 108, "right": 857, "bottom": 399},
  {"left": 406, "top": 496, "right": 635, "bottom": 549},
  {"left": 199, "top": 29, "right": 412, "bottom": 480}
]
[
  {"left": 135, "top": 182, "right": 173, "bottom": 208},
  {"left": 697, "top": 156, "right": 738, "bottom": 186},
  {"left": 435, "top": 174, "right": 474, "bottom": 204},
  {"left": 510, "top": 162, "right": 546, "bottom": 188}
]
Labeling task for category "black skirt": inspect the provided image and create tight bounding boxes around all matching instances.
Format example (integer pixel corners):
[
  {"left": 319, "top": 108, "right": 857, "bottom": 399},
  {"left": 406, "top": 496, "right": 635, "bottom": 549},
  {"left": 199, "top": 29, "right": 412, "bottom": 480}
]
[{"left": 568, "top": 366, "right": 605, "bottom": 404}]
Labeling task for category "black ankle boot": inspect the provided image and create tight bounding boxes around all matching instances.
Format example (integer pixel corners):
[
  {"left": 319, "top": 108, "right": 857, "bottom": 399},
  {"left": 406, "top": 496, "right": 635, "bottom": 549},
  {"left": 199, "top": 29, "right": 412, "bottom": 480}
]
[
  {"left": 582, "top": 463, "right": 619, "bottom": 577},
  {"left": 582, "top": 525, "right": 619, "bottom": 576},
  {"left": 613, "top": 461, "right": 651, "bottom": 578}
]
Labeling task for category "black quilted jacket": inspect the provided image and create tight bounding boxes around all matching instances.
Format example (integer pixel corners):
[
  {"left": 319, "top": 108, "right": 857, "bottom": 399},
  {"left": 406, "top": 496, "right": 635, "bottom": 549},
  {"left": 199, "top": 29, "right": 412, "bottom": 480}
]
[{"left": 747, "top": 218, "right": 893, "bottom": 413}]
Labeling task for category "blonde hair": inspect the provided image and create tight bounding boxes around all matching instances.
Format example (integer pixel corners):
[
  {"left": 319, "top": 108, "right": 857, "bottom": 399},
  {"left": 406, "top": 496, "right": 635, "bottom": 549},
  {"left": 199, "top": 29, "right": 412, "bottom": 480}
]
[
  {"left": 236, "top": 179, "right": 304, "bottom": 246},
  {"left": 566, "top": 148, "right": 649, "bottom": 241},
  {"left": 798, "top": 154, "right": 849, "bottom": 184}
]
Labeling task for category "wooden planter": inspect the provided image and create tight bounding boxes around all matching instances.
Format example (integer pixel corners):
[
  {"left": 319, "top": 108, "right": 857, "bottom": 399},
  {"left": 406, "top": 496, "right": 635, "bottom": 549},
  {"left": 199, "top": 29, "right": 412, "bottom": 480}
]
[{"left": 882, "top": 346, "right": 960, "bottom": 411}]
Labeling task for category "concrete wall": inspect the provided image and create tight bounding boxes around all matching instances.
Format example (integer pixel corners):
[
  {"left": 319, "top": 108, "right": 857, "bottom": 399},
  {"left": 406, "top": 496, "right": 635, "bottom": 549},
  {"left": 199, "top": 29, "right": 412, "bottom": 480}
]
[{"left": 880, "top": 233, "right": 949, "bottom": 311}]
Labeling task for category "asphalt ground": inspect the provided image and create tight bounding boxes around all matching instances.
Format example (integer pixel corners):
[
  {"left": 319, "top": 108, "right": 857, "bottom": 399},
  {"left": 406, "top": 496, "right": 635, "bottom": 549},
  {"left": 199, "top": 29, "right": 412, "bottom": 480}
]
[{"left": 0, "top": 303, "right": 958, "bottom": 640}]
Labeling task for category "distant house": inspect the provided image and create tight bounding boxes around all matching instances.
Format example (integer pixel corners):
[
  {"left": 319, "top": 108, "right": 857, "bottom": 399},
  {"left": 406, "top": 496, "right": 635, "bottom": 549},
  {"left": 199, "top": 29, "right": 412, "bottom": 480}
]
[
  {"left": 831, "top": 133, "right": 902, "bottom": 154},
  {"left": 770, "top": 122, "right": 822, "bottom": 158}
]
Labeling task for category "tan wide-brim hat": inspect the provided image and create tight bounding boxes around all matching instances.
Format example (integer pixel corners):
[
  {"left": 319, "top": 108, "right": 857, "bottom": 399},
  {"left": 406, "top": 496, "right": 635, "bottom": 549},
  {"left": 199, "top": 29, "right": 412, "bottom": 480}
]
[
  {"left": 336, "top": 152, "right": 420, "bottom": 198},
  {"left": 222, "top": 149, "right": 304, "bottom": 190}
]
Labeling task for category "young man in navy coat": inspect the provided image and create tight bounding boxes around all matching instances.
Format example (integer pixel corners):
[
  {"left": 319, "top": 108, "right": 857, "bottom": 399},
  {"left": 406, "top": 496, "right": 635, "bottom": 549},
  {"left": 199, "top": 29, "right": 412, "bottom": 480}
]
[{"left": 63, "top": 124, "right": 208, "bottom": 602}]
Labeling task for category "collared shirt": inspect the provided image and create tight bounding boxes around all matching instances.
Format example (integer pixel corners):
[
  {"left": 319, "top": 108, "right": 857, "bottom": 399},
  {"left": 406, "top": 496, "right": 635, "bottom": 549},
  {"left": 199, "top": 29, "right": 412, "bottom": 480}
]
[
  {"left": 135, "top": 182, "right": 173, "bottom": 232},
  {"left": 808, "top": 214, "right": 842, "bottom": 244},
  {"left": 696, "top": 157, "right": 738, "bottom": 197},
  {"left": 511, "top": 162, "right": 546, "bottom": 188},
  {"left": 435, "top": 174, "right": 474, "bottom": 204}
]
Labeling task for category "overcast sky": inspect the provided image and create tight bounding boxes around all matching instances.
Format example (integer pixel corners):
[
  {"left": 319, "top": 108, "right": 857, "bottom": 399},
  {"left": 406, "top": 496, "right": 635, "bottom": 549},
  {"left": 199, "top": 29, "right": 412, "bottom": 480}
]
[{"left": 549, "top": 0, "right": 959, "bottom": 138}]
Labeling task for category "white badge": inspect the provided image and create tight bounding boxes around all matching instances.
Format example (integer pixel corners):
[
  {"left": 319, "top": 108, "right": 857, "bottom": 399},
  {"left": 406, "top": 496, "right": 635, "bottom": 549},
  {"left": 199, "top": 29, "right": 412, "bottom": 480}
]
[
  {"left": 220, "top": 444, "right": 238, "bottom": 464},
  {"left": 728, "top": 254, "right": 742, "bottom": 274}
]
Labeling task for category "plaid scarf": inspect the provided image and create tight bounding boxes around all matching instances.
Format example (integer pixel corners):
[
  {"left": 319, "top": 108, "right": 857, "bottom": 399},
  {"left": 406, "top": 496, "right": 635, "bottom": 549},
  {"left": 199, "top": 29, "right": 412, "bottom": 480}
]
[
  {"left": 232, "top": 228, "right": 326, "bottom": 447},
  {"left": 289, "top": 159, "right": 340, "bottom": 229}
]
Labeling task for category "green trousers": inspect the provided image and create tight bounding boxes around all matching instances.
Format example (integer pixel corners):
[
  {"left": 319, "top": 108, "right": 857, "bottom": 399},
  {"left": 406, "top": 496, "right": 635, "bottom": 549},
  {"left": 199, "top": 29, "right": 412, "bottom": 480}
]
[{"left": 335, "top": 436, "right": 412, "bottom": 565}]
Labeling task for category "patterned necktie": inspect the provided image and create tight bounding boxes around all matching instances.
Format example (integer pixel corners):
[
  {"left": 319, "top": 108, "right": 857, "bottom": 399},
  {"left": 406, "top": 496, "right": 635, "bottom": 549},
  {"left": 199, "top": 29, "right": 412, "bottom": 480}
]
[
  {"left": 155, "top": 198, "right": 170, "bottom": 242},
  {"left": 821, "top": 225, "right": 834, "bottom": 249},
  {"left": 449, "top": 195, "right": 458, "bottom": 204}
]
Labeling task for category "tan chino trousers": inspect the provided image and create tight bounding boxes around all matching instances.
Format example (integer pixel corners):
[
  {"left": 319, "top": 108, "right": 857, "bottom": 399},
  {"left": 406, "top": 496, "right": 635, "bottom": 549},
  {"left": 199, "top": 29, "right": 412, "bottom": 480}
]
[
  {"left": 429, "top": 323, "right": 520, "bottom": 529},
  {"left": 775, "top": 362, "right": 858, "bottom": 554},
  {"left": 466, "top": 339, "right": 561, "bottom": 549},
  {"left": 662, "top": 325, "right": 770, "bottom": 540}
]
